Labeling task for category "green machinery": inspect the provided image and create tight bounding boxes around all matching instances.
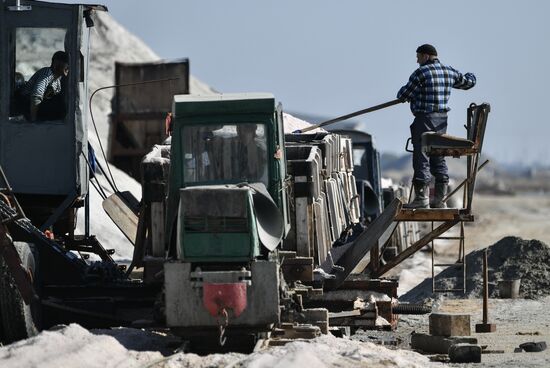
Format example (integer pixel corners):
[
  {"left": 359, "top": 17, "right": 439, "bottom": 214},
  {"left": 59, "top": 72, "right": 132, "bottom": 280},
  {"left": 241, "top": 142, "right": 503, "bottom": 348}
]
[
  {"left": 140, "top": 93, "right": 293, "bottom": 337},
  {"left": 137, "top": 92, "right": 384, "bottom": 341}
]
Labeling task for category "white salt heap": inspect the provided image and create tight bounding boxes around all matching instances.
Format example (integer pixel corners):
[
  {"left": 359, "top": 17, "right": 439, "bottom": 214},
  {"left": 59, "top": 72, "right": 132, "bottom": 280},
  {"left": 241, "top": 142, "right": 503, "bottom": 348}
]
[
  {"left": 283, "top": 112, "right": 326, "bottom": 134},
  {"left": 0, "top": 324, "right": 436, "bottom": 368}
]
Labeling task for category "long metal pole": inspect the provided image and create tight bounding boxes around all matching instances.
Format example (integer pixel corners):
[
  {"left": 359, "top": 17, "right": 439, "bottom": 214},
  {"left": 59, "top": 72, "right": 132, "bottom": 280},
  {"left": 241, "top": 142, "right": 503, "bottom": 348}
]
[
  {"left": 296, "top": 99, "right": 403, "bottom": 133},
  {"left": 482, "top": 249, "right": 488, "bottom": 323},
  {"left": 85, "top": 193, "right": 90, "bottom": 238}
]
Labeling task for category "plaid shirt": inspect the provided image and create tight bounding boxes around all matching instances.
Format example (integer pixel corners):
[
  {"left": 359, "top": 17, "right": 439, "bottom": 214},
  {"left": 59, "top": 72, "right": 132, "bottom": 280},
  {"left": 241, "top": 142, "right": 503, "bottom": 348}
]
[{"left": 397, "top": 59, "right": 476, "bottom": 114}]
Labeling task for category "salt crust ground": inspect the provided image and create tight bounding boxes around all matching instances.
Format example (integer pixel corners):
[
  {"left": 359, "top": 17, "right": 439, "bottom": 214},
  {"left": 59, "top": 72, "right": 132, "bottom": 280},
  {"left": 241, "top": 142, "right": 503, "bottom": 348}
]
[{"left": 0, "top": 324, "right": 437, "bottom": 368}]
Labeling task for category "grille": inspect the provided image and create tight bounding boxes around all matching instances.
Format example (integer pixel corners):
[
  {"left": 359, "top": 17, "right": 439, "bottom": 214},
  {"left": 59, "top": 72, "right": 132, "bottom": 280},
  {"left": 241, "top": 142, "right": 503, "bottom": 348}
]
[{"left": 184, "top": 216, "right": 248, "bottom": 233}]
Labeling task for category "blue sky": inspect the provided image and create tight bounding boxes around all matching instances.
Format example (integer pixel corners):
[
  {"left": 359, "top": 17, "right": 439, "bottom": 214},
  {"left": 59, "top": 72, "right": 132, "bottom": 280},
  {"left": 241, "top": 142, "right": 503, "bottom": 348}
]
[{"left": 75, "top": 0, "right": 550, "bottom": 165}]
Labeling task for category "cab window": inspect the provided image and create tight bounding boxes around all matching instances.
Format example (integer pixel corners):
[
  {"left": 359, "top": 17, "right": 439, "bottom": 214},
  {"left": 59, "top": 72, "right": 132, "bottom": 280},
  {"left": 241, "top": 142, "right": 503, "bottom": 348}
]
[
  {"left": 182, "top": 123, "right": 269, "bottom": 186},
  {"left": 10, "top": 27, "right": 68, "bottom": 122}
]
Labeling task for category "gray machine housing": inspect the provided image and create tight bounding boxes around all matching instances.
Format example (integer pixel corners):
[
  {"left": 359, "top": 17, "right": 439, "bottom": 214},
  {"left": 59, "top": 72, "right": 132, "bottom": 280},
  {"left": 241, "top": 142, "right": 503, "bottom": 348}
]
[
  {"left": 0, "top": 0, "right": 97, "bottom": 197},
  {"left": 164, "top": 261, "right": 280, "bottom": 333}
]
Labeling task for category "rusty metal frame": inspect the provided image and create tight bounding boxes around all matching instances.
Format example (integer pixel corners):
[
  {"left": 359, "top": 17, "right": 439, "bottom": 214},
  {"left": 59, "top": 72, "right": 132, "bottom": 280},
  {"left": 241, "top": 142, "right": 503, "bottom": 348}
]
[{"left": 373, "top": 220, "right": 459, "bottom": 277}]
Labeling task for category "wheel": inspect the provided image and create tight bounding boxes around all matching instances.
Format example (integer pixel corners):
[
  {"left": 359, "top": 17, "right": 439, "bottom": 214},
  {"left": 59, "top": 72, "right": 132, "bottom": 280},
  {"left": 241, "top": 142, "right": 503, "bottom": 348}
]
[{"left": 0, "top": 241, "right": 41, "bottom": 343}]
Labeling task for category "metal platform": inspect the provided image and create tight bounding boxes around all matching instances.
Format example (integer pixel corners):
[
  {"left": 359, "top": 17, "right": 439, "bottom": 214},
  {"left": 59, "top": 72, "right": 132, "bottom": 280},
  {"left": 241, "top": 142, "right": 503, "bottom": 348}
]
[{"left": 365, "top": 103, "right": 491, "bottom": 294}]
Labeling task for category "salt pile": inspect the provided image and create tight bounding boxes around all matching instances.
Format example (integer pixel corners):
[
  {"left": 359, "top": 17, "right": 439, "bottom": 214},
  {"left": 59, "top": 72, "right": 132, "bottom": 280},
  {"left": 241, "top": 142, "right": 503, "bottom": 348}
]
[
  {"left": 402, "top": 236, "right": 550, "bottom": 302},
  {"left": 211, "top": 334, "right": 436, "bottom": 368},
  {"left": 282, "top": 112, "right": 326, "bottom": 134},
  {"left": 0, "top": 324, "right": 436, "bottom": 368},
  {"left": 0, "top": 324, "right": 162, "bottom": 368}
]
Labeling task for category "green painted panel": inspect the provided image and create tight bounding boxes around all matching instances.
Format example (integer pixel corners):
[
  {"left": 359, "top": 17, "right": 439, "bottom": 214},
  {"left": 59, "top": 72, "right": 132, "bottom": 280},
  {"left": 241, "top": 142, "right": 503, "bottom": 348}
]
[
  {"left": 173, "top": 93, "right": 275, "bottom": 118},
  {"left": 183, "top": 233, "right": 252, "bottom": 260}
]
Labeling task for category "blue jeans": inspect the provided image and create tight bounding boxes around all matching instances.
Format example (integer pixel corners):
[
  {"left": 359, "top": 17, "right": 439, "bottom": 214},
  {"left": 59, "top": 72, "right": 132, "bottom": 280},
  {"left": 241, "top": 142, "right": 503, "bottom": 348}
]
[{"left": 410, "top": 112, "right": 449, "bottom": 184}]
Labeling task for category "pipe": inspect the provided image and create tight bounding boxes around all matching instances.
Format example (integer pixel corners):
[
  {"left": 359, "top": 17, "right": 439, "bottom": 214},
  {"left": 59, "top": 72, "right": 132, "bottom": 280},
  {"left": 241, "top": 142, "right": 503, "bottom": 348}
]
[{"left": 295, "top": 99, "right": 403, "bottom": 133}]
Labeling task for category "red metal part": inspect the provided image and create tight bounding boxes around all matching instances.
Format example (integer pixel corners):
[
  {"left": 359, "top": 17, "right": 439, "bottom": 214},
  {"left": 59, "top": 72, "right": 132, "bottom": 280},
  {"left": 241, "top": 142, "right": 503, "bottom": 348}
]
[{"left": 203, "top": 282, "right": 248, "bottom": 318}]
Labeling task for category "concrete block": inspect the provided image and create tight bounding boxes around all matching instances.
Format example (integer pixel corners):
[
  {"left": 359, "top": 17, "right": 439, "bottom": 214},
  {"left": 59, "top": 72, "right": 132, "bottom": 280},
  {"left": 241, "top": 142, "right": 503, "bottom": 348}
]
[
  {"left": 475, "top": 322, "right": 496, "bottom": 333},
  {"left": 410, "top": 333, "right": 477, "bottom": 354},
  {"left": 448, "top": 343, "right": 482, "bottom": 363},
  {"left": 429, "top": 313, "right": 471, "bottom": 336},
  {"left": 302, "top": 308, "right": 329, "bottom": 334}
]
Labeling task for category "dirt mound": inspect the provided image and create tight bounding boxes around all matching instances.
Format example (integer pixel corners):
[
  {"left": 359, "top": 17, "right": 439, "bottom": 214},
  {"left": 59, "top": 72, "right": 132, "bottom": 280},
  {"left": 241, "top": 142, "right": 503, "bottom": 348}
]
[{"left": 402, "top": 236, "right": 550, "bottom": 303}]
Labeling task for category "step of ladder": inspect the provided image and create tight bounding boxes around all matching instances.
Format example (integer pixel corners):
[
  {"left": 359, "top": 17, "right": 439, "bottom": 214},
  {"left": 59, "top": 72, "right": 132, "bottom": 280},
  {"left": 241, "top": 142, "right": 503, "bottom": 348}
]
[
  {"left": 431, "top": 220, "right": 466, "bottom": 294},
  {"left": 434, "top": 262, "right": 463, "bottom": 267}
]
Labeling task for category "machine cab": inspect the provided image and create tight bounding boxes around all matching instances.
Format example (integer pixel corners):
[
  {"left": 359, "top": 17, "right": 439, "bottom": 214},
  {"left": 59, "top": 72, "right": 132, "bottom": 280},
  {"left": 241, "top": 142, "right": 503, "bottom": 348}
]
[
  {"left": 165, "top": 93, "right": 291, "bottom": 260},
  {"left": 0, "top": 1, "right": 105, "bottom": 199},
  {"left": 170, "top": 93, "right": 289, "bottom": 206},
  {"left": 0, "top": 1, "right": 105, "bottom": 231}
]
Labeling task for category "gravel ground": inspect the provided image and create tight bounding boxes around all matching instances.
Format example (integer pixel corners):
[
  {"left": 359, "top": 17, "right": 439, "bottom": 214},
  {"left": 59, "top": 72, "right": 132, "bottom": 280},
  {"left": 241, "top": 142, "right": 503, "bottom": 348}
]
[
  {"left": 354, "top": 296, "right": 550, "bottom": 367},
  {"left": 443, "top": 297, "right": 550, "bottom": 367}
]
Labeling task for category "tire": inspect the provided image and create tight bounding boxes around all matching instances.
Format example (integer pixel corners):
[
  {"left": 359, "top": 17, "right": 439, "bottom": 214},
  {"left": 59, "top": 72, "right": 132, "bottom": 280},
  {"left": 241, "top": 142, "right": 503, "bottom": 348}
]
[{"left": 0, "top": 242, "right": 41, "bottom": 343}]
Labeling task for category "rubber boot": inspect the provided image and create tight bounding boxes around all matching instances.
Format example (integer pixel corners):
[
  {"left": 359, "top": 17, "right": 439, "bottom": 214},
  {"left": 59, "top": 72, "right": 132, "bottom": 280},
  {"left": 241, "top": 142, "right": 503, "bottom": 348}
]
[
  {"left": 430, "top": 182, "right": 448, "bottom": 208},
  {"left": 403, "top": 182, "right": 429, "bottom": 209}
]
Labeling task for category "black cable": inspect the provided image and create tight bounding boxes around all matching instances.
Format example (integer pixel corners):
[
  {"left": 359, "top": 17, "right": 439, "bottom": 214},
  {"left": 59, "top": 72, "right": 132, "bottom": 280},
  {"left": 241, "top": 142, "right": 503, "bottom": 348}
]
[
  {"left": 81, "top": 151, "right": 108, "bottom": 200},
  {"left": 88, "top": 77, "right": 182, "bottom": 193},
  {"left": 93, "top": 154, "right": 117, "bottom": 194},
  {"left": 89, "top": 178, "right": 106, "bottom": 201}
]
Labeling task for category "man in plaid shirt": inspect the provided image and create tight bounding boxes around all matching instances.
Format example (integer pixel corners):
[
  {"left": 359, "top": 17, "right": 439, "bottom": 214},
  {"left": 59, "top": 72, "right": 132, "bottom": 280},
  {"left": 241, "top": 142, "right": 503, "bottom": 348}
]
[{"left": 397, "top": 44, "right": 476, "bottom": 209}]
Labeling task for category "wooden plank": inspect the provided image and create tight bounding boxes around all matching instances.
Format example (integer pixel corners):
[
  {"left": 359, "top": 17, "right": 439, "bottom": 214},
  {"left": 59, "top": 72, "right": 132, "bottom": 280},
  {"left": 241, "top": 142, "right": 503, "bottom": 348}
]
[
  {"left": 329, "top": 310, "right": 361, "bottom": 319},
  {"left": 115, "top": 60, "right": 189, "bottom": 114},
  {"left": 348, "top": 173, "right": 361, "bottom": 222},
  {"left": 150, "top": 202, "right": 165, "bottom": 257},
  {"left": 320, "top": 194, "right": 332, "bottom": 246},
  {"left": 313, "top": 200, "right": 326, "bottom": 264},
  {"left": 321, "top": 198, "right": 402, "bottom": 290},
  {"left": 295, "top": 197, "right": 310, "bottom": 257},
  {"left": 426, "top": 147, "right": 478, "bottom": 157},
  {"left": 395, "top": 208, "right": 474, "bottom": 222},
  {"left": 102, "top": 192, "right": 139, "bottom": 245},
  {"left": 324, "top": 184, "right": 338, "bottom": 242}
]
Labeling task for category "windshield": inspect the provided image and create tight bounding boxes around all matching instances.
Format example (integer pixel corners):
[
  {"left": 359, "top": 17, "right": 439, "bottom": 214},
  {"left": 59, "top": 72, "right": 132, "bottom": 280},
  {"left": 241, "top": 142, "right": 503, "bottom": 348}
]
[{"left": 182, "top": 123, "right": 268, "bottom": 185}]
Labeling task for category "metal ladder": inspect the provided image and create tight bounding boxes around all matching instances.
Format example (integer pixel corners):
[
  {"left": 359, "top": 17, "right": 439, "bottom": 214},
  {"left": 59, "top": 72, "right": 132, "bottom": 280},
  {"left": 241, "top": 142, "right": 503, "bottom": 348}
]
[{"left": 430, "top": 219, "right": 466, "bottom": 293}]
